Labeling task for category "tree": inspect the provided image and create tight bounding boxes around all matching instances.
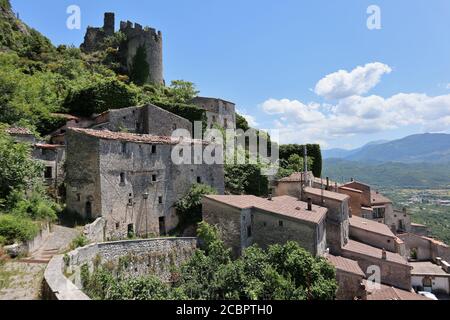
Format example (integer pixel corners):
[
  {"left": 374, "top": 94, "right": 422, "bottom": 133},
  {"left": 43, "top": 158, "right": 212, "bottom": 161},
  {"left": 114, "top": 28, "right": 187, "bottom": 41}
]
[{"left": 130, "top": 45, "right": 150, "bottom": 85}]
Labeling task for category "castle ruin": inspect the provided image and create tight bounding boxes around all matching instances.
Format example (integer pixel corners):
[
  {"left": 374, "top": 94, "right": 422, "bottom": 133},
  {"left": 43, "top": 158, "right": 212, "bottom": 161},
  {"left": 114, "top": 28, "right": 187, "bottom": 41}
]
[{"left": 81, "top": 12, "right": 164, "bottom": 85}]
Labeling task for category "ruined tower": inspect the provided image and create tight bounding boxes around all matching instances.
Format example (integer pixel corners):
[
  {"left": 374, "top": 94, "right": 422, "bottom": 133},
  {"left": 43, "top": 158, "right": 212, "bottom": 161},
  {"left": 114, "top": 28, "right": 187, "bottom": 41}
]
[
  {"left": 103, "top": 12, "right": 115, "bottom": 36},
  {"left": 81, "top": 13, "right": 164, "bottom": 85}
]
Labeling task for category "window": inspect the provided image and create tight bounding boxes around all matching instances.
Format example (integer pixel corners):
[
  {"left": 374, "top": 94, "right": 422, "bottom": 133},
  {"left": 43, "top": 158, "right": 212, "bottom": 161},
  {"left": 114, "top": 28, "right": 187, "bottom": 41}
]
[
  {"left": 263, "top": 222, "right": 267, "bottom": 227},
  {"left": 373, "top": 207, "right": 385, "bottom": 219},
  {"left": 212, "top": 116, "right": 216, "bottom": 123},
  {"left": 247, "top": 226, "right": 252, "bottom": 238},
  {"left": 224, "top": 118, "right": 228, "bottom": 128},
  {"left": 77, "top": 194, "right": 81, "bottom": 202},
  {"left": 279, "top": 220, "right": 284, "bottom": 227},
  {"left": 197, "top": 177, "right": 202, "bottom": 184},
  {"left": 121, "top": 142, "right": 127, "bottom": 154},
  {"left": 44, "top": 167, "right": 53, "bottom": 179},
  {"left": 172, "top": 124, "right": 177, "bottom": 130},
  {"left": 152, "top": 174, "right": 157, "bottom": 182},
  {"left": 136, "top": 122, "right": 141, "bottom": 131},
  {"left": 179, "top": 149, "right": 184, "bottom": 157},
  {"left": 116, "top": 222, "right": 120, "bottom": 230},
  {"left": 152, "top": 145, "right": 157, "bottom": 154},
  {"left": 120, "top": 173, "right": 125, "bottom": 184},
  {"left": 158, "top": 196, "right": 163, "bottom": 204}
]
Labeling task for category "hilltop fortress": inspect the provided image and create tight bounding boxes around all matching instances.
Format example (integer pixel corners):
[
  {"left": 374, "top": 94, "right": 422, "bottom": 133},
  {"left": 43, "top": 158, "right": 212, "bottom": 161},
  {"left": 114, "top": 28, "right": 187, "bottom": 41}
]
[{"left": 81, "top": 12, "right": 164, "bottom": 85}]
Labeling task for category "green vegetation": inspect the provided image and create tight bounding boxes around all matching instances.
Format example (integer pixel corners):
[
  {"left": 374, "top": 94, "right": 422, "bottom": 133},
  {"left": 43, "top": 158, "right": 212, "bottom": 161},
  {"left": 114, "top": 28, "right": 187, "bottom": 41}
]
[
  {"left": 0, "top": 214, "right": 39, "bottom": 245},
  {"left": 81, "top": 222, "right": 337, "bottom": 300},
  {"left": 70, "top": 234, "right": 89, "bottom": 250},
  {"left": 130, "top": 45, "right": 150, "bottom": 85},
  {"left": 175, "top": 184, "right": 218, "bottom": 228},
  {"left": 0, "top": 128, "right": 59, "bottom": 245},
  {"left": 280, "top": 144, "right": 322, "bottom": 178},
  {"left": 225, "top": 164, "right": 269, "bottom": 196}
]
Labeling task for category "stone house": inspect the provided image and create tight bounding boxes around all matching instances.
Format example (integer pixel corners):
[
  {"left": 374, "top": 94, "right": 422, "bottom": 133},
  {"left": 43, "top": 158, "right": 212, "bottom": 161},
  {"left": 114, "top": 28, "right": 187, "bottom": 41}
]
[
  {"left": 325, "top": 253, "right": 366, "bottom": 300},
  {"left": 398, "top": 233, "right": 450, "bottom": 263},
  {"left": 5, "top": 127, "right": 36, "bottom": 144},
  {"left": 364, "top": 280, "right": 430, "bottom": 300},
  {"left": 410, "top": 261, "right": 450, "bottom": 295},
  {"left": 190, "top": 97, "right": 236, "bottom": 130},
  {"left": 302, "top": 186, "right": 350, "bottom": 255},
  {"left": 202, "top": 195, "right": 328, "bottom": 257},
  {"left": 32, "top": 144, "right": 66, "bottom": 200},
  {"left": 349, "top": 216, "right": 405, "bottom": 256},
  {"left": 91, "top": 104, "right": 193, "bottom": 137},
  {"left": 66, "top": 128, "right": 224, "bottom": 240}
]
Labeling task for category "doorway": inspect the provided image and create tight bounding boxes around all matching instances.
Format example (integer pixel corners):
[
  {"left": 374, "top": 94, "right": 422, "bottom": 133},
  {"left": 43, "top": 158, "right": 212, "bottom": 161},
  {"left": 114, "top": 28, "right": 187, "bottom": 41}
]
[
  {"left": 85, "top": 201, "right": 92, "bottom": 221},
  {"left": 159, "top": 217, "right": 166, "bottom": 236}
]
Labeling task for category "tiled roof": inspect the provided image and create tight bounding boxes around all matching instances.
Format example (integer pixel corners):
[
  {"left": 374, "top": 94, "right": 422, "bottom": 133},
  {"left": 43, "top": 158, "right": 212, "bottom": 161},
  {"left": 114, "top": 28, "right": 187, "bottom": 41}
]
[
  {"left": 5, "top": 127, "right": 33, "bottom": 135},
  {"left": 371, "top": 191, "right": 392, "bottom": 205},
  {"left": 204, "top": 195, "right": 327, "bottom": 224},
  {"left": 51, "top": 113, "right": 80, "bottom": 121},
  {"left": 343, "top": 240, "right": 409, "bottom": 265},
  {"left": 339, "top": 186, "right": 363, "bottom": 194},
  {"left": 349, "top": 216, "right": 396, "bottom": 238},
  {"left": 325, "top": 254, "right": 365, "bottom": 277},
  {"left": 411, "top": 262, "right": 450, "bottom": 277},
  {"left": 69, "top": 128, "right": 209, "bottom": 145},
  {"left": 364, "top": 281, "right": 430, "bottom": 300},
  {"left": 304, "top": 187, "right": 350, "bottom": 202}
]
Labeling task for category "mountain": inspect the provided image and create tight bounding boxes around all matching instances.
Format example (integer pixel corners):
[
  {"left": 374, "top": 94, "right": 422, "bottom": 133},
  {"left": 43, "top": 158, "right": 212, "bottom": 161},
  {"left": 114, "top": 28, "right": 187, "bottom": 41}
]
[
  {"left": 323, "top": 134, "right": 450, "bottom": 163},
  {"left": 323, "top": 140, "right": 389, "bottom": 159},
  {"left": 323, "top": 158, "right": 450, "bottom": 189}
]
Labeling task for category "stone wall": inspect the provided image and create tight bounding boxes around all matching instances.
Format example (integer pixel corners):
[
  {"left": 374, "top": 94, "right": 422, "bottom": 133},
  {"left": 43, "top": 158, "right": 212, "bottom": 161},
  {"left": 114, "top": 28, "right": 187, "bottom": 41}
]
[
  {"left": 84, "top": 218, "right": 106, "bottom": 243},
  {"left": 335, "top": 270, "right": 365, "bottom": 301},
  {"left": 349, "top": 226, "right": 397, "bottom": 253},
  {"left": 340, "top": 248, "right": 412, "bottom": 291},
  {"left": 399, "top": 233, "right": 450, "bottom": 263},
  {"left": 190, "top": 97, "right": 236, "bottom": 130},
  {"left": 43, "top": 238, "right": 197, "bottom": 300}
]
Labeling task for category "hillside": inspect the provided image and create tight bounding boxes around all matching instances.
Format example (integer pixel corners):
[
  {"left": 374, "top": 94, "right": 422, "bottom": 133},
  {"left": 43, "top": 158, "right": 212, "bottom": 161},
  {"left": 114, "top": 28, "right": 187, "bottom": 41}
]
[
  {"left": 323, "top": 158, "right": 450, "bottom": 189},
  {"left": 323, "top": 133, "right": 450, "bottom": 163}
]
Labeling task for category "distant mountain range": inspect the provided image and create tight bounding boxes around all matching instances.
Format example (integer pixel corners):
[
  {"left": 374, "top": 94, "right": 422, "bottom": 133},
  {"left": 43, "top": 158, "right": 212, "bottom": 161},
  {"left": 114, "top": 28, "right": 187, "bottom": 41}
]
[{"left": 323, "top": 133, "right": 450, "bottom": 163}]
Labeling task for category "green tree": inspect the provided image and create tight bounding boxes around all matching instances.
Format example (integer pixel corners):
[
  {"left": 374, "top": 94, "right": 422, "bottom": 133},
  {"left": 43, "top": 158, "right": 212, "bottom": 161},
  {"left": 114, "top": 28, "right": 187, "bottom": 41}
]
[{"left": 130, "top": 45, "right": 150, "bottom": 85}]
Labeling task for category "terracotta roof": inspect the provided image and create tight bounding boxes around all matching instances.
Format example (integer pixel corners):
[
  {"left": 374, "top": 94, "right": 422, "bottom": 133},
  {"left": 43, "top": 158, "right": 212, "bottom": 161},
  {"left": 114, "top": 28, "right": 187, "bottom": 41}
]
[
  {"left": 69, "top": 128, "right": 209, "bottom": 145},
  {"left": 204, "top": 195, "right": 327, "bottom": 224},
  {"left": 343, "top": 240, "right": 409, "bottom": 265},
  {"left": 421, "top": 236, "right": 448, "bottom": 247},
  {"left": 339, "top": 186, "right": 363, "bottom": 194},
  {"left": 410, "top": 262, "right": 450, "bottom": 277},
  {"left": 278, "top": 172, "right": 313, "bottom": 182},
  {"left": 5, "top": 127, "right": 33, "bottom": 135},
  {"left": 325, "top": 254, "right": 365, "bottom": 277},
  {"left": 304, "top": 187, "right": 349, "bottom": 202},
  {"left": 364, "top": 281, "right": 430, "bottom": 300},
  {"left": 371, "top": 191, "right": 392, "bottom": 205},
  {"left": 349, "top": 216, "right": 396, "bottom": 238}
]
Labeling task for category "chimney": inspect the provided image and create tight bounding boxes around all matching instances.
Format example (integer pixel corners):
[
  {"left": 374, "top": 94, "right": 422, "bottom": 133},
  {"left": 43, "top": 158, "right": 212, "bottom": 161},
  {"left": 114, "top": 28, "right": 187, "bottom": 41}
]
[
  {"left": 351, "top": 177, "right": 355, "bottom": 182},
  {"left": 307, "top": 198, "right": 312, "bottom": 211},
  {"left": 326, "top": 177, "right": 330, "bottom": 190},
  {"left": 382, "top": 249, "right": 387, "bottom": 260},
  {"left": 268, "top": 193, "right": 273, "bottom": 201}
]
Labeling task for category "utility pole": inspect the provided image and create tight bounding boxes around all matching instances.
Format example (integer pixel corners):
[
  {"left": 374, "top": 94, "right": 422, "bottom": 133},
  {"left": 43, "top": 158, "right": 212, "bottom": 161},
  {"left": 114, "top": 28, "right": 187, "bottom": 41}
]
[{"left": 143, "top": 192, "right": 149, "bottom": 238}]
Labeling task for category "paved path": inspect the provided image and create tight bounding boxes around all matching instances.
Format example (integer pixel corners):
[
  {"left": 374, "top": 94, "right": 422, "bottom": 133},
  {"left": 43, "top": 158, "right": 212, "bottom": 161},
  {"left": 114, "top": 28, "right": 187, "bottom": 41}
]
[{"left": 0, "top": 225, "right": 80, "bottom": 300}]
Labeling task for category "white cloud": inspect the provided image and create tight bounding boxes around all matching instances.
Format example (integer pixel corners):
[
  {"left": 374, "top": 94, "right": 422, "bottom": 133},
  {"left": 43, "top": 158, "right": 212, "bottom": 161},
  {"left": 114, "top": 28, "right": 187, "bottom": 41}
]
[
  {"left": 314, "top": 62, "right": 392, "bottom": 100},
  {"left": 261, "top": 93, "right": 450, "bottom": 145},
  {"left": 261, "top": 98, "right": 325, "bottom": 123},
  {"left": 236, "top": 109, "right": 259, "bottom": 127},
  {"left": 446, "top": 83, "right": 450, "bottom": 90}
]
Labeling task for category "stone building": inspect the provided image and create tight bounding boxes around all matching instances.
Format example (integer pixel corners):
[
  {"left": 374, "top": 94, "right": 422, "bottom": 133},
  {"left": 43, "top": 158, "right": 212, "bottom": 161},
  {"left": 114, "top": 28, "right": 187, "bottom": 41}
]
[
  {"left": 32, "top": 144, "right": 66, "bottom": 200},
  {"left": 91, "top": 104, "right": 193, "bottom": 136},
  {"left": 410, "top": 261, "right": 450, "bottom": 295},
  {"left": 190, "top": 97, "right": 236, "bottom": 130},
  {"left": 202, "top": 195, "right": 328, "bottom": 257},
  {"left": 5, "top": 127, "right": 36, "bottom": 144},
  {"left": 81, "top": 13, "right": 164, "bottom": 85},
  {"left": 66, "top": 128, "right": 224, "bottom": 240},
  {"left": 398, "top": 233, "right": 450, "bottom": 263},
  {"left": 325, "top": 254, "right": 366, "bottom": 300}
]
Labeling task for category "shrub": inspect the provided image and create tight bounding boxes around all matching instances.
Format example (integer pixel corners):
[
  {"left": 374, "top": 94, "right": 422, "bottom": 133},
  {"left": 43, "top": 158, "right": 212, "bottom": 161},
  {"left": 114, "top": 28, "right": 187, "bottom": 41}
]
[
  {"left": 70, "top": 234, "right": 89, "bottom": 250},
  {"left": 0, "top": 235, "right": 6, "bottom": 246},
  {"left": 0, "top": 214, "right": 39, "bottom": 244},
  {"left": 175, "top": 184, "right": 217, "bottom": 228}
]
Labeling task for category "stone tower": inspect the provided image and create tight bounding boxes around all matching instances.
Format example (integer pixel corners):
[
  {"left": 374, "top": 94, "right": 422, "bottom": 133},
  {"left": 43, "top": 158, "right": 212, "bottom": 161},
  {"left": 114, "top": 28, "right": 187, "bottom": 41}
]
[
  {"left": 81, "top": 13, "right": 164, "bottom": 85},
  {"left": 119, "top": 21, "right": 164, "bottom": 85},
  {"left": 103, "top": 12, "right": 115, "bottom": 36}
]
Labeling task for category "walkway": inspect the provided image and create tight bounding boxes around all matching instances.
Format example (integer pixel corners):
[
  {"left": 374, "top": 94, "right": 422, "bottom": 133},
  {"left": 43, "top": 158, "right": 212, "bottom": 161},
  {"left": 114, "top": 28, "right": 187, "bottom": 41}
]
[{"left": 0, "top": 225, "right": 80, "bottom": 300}]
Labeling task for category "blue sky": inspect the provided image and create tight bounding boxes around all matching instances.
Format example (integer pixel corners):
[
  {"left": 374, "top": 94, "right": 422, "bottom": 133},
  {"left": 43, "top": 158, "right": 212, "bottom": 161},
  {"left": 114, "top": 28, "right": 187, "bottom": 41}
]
[{"left": 10, "top": 0, "right": 450, "bottom": 149}]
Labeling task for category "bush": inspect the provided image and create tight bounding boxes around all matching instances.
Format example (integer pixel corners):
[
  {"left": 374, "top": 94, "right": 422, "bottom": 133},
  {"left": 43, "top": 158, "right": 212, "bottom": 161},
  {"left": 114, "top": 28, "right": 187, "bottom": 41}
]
[
  {"left": 0, "top": 235, "right": 6, "bottom": 246},
  {"left": 0, "top": 214, "right": 39, "bottom": 245},
  {"left": 9, "top": 189, "right": 60, "bottom": 221},
  {"left": 175, "top": 184, "right": 217, "bottom": 228},
  {"left": 70, "top": 234, "right": 89, "bottom": 250}
]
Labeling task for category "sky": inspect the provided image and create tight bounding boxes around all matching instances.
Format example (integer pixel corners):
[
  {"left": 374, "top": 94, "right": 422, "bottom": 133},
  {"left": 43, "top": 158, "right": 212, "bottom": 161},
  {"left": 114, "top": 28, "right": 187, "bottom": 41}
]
[{"left": 10, "top": 0, "right": 450, "bottom": 150}]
